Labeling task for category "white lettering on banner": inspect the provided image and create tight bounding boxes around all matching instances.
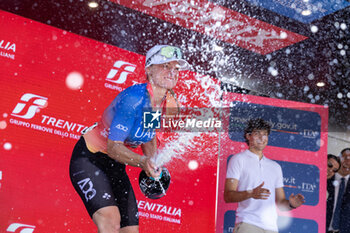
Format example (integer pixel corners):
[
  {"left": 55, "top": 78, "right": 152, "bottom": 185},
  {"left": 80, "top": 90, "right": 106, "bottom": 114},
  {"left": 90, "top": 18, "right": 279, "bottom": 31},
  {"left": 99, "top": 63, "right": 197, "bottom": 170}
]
[
  {"left": 283, "top": 176, "right": 296, "bottom": 185},
  {"left": 11, "top": 93, "right": 48, "bottom": 119},
  {"left": 163, "top": 216, "right": 181, "bottom": 224},
  {"left": 9, "top": 118, "right": 31, "bottom": 128},
  {"left": 31, "top": 123, "right": 53, "bottom": 133},
  {"left": 6, "top": 223, "right": 36, "bottom": 233},
  {"left": 54, "top": 129, "right": 69, "bottom": 138},
  {"left": 283, "top": 176, "right": 298, "bottom": 188},
  {"left": 301, "top": 129, "right": 318, "bottom": 139},
  {"left": 70, "top": 133, "right": 80, "bottom": 140},
  {"left": 0, "top": 51, "right": 15, "bottom": 60},
  {"left": 0, "top": 40, "right": 16, "bottom": 52},
  {"left": 104, "top": 82, "right": 123, "bottom": 92},
  {"left": 137, "top": 200, "right": 181, "bottom": 217},
  {"left": 232, "top": 117, "right": 304, "bottom": 135},
  {"left": 139, "top": 211, "right": 149, "bottom": 218},
  {"left": 106, "top": 61, "right": 136, "bottom": 84},
  {"left": 8, "top": 118, "right": 82, "bottom": 139},
  {"left": 41, "top": 115, "right": 86, "bottom": 133},
  {"left": 10, "top": 94, "right": 84, "bottom": 140},
  {"left": 139, "top": 211, "right": 181, "bottom": 224},
  {"left": 301, "top": 182, "right": 316, "bottom": 192}
]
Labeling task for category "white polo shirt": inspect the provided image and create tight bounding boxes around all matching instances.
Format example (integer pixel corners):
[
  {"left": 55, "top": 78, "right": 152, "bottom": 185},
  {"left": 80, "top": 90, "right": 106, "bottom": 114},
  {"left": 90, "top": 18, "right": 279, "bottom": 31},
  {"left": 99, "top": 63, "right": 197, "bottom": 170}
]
[{"left": 226, "top": 149, "right": 284, "bottom": 232}]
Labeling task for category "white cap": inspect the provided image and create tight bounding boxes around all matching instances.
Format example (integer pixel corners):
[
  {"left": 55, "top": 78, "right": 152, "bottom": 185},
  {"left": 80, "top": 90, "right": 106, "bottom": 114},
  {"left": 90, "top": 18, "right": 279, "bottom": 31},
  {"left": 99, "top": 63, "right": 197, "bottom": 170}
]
[{"left": 145, "top": 45, "right": 189, "bottom": 70}]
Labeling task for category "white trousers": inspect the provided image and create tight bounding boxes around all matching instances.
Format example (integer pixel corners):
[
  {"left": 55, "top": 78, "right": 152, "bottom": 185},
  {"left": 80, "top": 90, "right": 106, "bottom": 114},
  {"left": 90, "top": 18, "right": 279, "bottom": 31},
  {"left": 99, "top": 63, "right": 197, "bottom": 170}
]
[{"left": 234, "top": 222, "right": 278, "bottom": 233}]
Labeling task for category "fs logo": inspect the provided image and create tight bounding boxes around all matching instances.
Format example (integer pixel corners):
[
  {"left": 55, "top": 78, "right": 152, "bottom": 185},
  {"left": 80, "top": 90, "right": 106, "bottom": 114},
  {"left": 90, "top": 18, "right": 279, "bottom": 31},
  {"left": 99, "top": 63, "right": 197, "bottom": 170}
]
[
  {"left": 143, "top": 111, "right": 161, "bottom": 129},
  {"left": 11, "top": 93, "right": 48, "bottom": 119},
  {"left": 106, "top": 61, "right": 136, "bottom": 84},
  {"left": 7, "top": 223, "right": 35, "bottom": 233}
]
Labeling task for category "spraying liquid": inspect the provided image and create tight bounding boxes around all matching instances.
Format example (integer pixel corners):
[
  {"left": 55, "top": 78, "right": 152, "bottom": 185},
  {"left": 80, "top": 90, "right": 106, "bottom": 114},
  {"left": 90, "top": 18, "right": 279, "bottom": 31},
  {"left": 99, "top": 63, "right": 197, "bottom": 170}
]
[
  {"left": 152, "top": 132, "right": 202, "bottom": 167},
  {"left": 139, "top": 132, "right": 202, "bottom": 199}
]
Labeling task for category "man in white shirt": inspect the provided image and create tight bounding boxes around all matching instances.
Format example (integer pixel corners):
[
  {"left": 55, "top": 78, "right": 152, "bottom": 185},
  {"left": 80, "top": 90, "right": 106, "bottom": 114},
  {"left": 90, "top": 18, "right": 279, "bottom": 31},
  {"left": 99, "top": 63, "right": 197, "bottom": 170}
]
[
  {"left": 326, "top": 148, "right": 350, "bottom": 233},
  {"left": 224, "top": 118, "right": 305, "bottom": 233}
]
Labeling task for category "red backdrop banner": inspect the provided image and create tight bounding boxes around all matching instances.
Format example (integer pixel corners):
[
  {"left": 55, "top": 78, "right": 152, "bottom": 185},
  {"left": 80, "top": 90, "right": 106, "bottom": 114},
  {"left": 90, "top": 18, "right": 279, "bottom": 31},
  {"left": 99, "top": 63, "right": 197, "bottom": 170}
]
[{"left": 0, "top": 10, "right": 220, "bottom": 233}]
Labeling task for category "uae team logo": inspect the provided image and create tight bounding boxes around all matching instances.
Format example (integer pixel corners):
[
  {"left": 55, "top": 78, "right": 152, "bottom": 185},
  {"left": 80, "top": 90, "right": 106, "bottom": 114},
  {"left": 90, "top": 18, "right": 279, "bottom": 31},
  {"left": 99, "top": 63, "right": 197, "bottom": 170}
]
[
  {"left": 11, "top": 93, "right": 48, "bottom": 119},
  {"left": 144, "top": 110, "right": 161, "bottom": 129}
]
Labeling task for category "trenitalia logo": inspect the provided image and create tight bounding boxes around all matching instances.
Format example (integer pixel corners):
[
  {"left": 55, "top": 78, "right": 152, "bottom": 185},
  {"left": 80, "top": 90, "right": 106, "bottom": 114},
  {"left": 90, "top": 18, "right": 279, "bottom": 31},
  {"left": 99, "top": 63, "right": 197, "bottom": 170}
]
[
  {"left": 9, "top": 93, "right": 85, "bottom": 139},
  {"left": 106, "top": 61, "right": 136, "bottom": 84},
  {"left": 0, "top": 40, "right": 16, "bottom": 52},
  {"left": 11, "top": 93, "right": 48, "bottom": 119},
  {"left": 0, "top": 39, "right": 16, "bottom": 60},
  {"left": 6, "top": 223, "right": 36, "bottom": 232}
]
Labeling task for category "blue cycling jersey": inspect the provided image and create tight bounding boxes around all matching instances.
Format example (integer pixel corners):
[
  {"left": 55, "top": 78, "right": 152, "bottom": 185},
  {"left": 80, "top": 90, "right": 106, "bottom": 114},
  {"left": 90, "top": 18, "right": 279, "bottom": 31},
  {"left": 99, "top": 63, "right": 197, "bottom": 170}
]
[{"left": 107, "top": 83, "right": 155, "bottom": 147}]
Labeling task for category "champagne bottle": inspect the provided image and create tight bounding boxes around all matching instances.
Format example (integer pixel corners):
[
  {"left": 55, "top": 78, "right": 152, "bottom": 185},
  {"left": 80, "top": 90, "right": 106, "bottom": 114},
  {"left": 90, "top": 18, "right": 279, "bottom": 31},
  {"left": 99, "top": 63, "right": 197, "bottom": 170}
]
[{"left": 139, "top": 167, "right": 171, "bottom": 199}]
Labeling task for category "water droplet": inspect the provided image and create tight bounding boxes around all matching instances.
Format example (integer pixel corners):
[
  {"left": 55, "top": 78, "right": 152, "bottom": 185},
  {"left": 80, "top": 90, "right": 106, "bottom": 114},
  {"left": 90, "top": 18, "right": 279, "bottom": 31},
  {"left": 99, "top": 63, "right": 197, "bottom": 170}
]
[
  {"left": 66, "top": 72, "right": 84, "bottom": 90},
  {"left": 310, "top": 25, "right": 318, "bottom": 33},
  {"left": 268, "top": 67, "right": 278, "bottom": 76},
  {"left": 340, "top": 23, "right": 347, "bottom": 30},
  {"left": 188, "top": 160, "right": 198, "bottom": 170},
  {"left": 280, "top": 32, "right": 287, "bottom": 39},
  {"left": 4, "top": 142, "right": 12, "bottom": 150},
  {"left": 0, "top": 121, "right": 7, "bottom": 129}
]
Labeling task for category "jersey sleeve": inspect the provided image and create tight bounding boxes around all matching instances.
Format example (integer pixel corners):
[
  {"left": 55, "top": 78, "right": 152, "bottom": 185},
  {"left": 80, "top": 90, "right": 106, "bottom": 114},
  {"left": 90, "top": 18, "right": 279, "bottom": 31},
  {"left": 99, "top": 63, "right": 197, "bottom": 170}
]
[
  {"left": 275, "top": 164, "right": 284, "bottom": 188},
  {"left": 226, "top": 154, "right": 241, "bottom": 180},
  {"left": 108, "top": 90, "right": 142, "bottom": 142}
]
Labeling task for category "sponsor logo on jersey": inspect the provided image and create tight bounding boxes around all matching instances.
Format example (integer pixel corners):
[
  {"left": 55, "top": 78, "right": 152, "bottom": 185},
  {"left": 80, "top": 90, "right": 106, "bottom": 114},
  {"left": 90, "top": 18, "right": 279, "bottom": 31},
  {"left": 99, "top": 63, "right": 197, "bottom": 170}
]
[
  {"left": 116, "top": 124, "right": 128, "bottom": 132},
  {"left": 77, "top": 178, "right": 97, "bottom": 202}
]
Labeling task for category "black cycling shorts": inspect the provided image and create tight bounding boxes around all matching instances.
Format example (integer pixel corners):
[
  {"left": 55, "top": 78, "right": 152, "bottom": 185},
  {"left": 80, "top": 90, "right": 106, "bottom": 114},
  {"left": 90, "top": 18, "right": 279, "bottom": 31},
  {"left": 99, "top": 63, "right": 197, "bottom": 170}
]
[{"left": 69, "top": 137, "right": 139, "bottom": 228}]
